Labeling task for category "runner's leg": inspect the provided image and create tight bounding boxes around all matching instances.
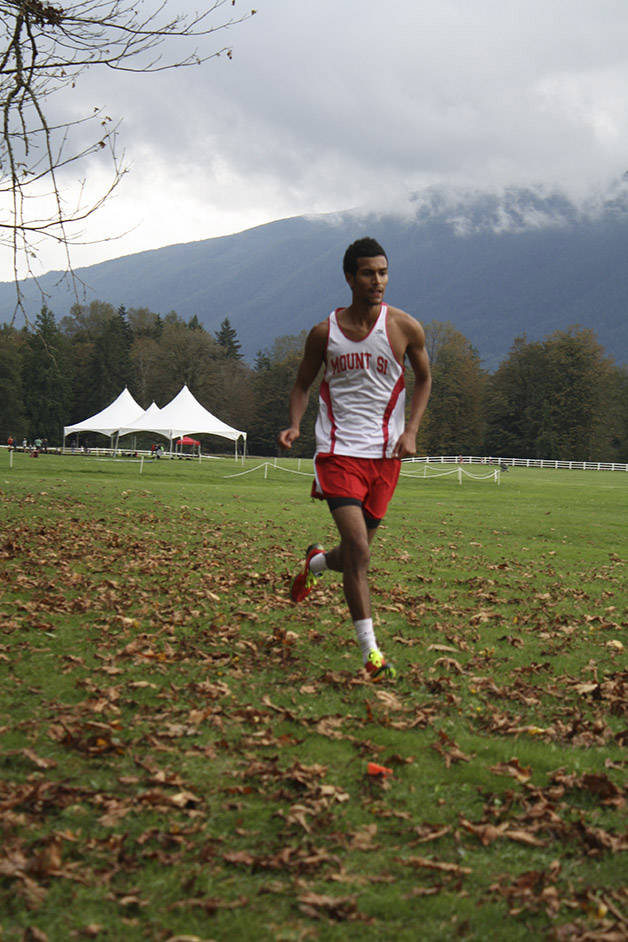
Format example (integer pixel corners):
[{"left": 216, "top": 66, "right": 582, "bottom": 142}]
[
  {"left": 329, "top": 505, "right": 394, "bottom": 674},
  {"left": 324, "top": 516, "right": 378, "bottom": 575},
  {"left": 329, "top": 504, "right": 375, "bottom": 620}
]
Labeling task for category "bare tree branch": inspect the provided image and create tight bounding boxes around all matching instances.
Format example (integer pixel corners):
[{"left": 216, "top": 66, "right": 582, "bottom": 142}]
[{"left": 0, "top": 0, "right": 256, "bottom": 321}]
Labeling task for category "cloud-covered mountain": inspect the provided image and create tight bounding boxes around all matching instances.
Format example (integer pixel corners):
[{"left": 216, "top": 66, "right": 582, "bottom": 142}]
[{"left": 2, "top": 185, "right": 627, "bottom": 369}]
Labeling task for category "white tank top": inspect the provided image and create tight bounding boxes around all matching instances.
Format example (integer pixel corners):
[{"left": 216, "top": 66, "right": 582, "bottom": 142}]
[{"left": 315, "top": 305, "right": 405, "bottom": 459}]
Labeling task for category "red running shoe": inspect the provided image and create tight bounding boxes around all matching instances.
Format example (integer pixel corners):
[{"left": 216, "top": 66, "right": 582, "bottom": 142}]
[{"left": 290, "top": 543, "right": 325, "bottom": 603}]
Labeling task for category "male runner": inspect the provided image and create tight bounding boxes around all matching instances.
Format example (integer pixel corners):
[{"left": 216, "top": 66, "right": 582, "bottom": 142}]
[{"left": 277, "top": 237, "right": 432, "bottom": 681}]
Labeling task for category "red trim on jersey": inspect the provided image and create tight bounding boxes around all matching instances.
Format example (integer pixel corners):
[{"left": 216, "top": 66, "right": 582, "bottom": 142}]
[
  {"left": 384, "top": 306, "right": 404, "bottom": 366},
  {"left": 319, "top": 379, "right": 336, "bottom": 453},
  {"left": 381, "top": 372, "right": 406, "bottom": 457},
  {"left": 321, "top": 314, "right": 331, "bottom": 365}
]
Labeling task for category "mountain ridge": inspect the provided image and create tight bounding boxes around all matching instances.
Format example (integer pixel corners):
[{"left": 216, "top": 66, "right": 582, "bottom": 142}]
[{"left": 1, "top": 186, "right": 627, "bottom": 369}]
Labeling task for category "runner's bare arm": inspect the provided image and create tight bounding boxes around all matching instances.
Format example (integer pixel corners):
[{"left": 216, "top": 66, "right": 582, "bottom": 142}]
[
  {"left": 277, "top": 322, "right": 327, "bottom": 449},
  {"left": 392, "top": 315, "right": 431, "bottom": 460}
]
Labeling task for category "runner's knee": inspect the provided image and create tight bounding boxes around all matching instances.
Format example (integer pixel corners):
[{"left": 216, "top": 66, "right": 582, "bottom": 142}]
[{"left": 342, "top": 533, "right": 370, "bottom": 572}]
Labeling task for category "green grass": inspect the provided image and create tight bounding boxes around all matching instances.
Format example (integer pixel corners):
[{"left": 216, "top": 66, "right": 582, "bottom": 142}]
[{"left": 1, "top": 451, "right": 626, "bottom": 941}]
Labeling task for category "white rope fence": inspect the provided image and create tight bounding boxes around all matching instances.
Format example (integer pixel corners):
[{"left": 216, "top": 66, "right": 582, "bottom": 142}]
[
  {"left": 400, "top": 464, "right": 500, "bottom": 485},
  {"left": 224, "top": 458, "right": 500, "bottom": 484},
  {"left": 224, "top": 459, "right": 312, "bottom": 479}
]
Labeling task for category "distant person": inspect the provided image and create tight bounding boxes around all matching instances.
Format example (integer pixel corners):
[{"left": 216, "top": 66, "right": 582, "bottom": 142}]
[
  {"left": 278, "top": 237, "right": 431, "bottom": 682},
  {"left": 7, "top": 435, "right": 14, "bottom": 451}
]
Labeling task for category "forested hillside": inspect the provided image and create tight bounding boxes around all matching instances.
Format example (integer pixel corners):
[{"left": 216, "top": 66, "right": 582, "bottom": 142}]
[
  {"left": 1, "top": 305, "right": 626, "bottom": 461},
  {"left": 1, "top": 186, "right": 628, "bottom": 370}
]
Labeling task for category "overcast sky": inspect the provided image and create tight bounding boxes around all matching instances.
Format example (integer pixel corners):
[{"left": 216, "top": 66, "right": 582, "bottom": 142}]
[{"left": 5, "top": 0, "right": 628, "bottom": 279}]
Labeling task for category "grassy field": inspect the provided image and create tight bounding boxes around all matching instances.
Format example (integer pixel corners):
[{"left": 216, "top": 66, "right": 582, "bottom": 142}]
[{"left": 1, "top": 452, "right": 626, "bottom": 941}]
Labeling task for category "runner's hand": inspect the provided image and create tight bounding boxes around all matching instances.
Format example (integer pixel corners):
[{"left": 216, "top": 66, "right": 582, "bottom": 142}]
[
  {"left": 277, "top": 427, "right": 300, "bottom": 450},
  {"left": 392, "top": 430, "right": 417, "bottom": 460}
]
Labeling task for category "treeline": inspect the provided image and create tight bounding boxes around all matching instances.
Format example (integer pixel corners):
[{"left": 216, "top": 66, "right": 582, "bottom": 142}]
[{"left": 1, "top": 301, "right": 627, "bottom": 460}]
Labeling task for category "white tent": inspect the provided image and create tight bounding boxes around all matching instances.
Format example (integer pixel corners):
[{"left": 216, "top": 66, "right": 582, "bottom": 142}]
[
  {"left": 118, "top": 385, "right": 247, "bottom": 456},
  {"left": 114, "top": 401, "right": 164, "bottom": 453},
  {"left": 63, "top": 388, "right": 144, "bottom": 445},
  {"left": 117, "top": 401, "right": 163, "bottom": 435}
]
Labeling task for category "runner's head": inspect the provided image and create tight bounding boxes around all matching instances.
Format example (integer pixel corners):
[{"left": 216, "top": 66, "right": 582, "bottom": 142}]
[{"left": 343, "top": 238, "right": 387, "bottom": 276}]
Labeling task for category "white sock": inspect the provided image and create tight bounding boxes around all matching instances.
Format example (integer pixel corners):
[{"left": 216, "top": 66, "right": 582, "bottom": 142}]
[
  {"left": 309, "top": 551, "right": 327, "bottom": 575},
  {"left": 353, "top": 618, "right": 378, "bottom": 664}
]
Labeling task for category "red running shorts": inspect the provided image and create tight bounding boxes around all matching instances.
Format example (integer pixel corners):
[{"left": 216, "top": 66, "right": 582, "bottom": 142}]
[{"left": 312, "top": 453, "right": 401, "bottom": 521}]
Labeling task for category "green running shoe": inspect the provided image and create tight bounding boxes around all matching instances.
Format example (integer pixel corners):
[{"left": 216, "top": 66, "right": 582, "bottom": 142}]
[{"left": 365, "top": 649, "right": 397, "bottom": 682}]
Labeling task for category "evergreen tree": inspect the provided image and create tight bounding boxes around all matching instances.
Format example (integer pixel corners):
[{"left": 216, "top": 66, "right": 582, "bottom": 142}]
[
  {"left": 86, "top": 306, "right": 134, "bottom": 414},
  {"left": 0, "top": 324, "right": 26, "bottom": 442},
  {"left": 215, "top": 317, "right": 243, "bottom": 360},
  {"left": 254, "top": 349, "right": 271, "bottom": 371},
  {"left": 61, "top": 300, "right": 116, "bottom": 420},
  {"left": 127, "top": 307, "right": 163, "bottom": 341},
  {"left": 21, "top": 307, "right": 71, "bottom": 443}
]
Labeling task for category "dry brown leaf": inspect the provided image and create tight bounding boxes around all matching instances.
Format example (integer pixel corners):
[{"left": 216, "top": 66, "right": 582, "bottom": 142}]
[
  {"left": 489, "top": 758, "right": 532, "bottom": 782},
  {"left": 399, "top": 855, "right": 471, "bottom": 876},
  {"left": 298, "top": 891, "right": 363, "bottom": 921}
]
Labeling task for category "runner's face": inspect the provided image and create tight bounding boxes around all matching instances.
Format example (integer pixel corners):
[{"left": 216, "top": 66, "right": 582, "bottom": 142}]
[{"left": 346, "top": 255, "right": 389, "bottom": 305}]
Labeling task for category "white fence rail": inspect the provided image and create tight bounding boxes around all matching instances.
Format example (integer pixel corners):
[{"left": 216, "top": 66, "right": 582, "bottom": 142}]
[
  {"left": 404, "top": 456, "right": 628, "bottom": 472},
  {"left": 2, "top": 445, "right": 627, "bottom": 472}
]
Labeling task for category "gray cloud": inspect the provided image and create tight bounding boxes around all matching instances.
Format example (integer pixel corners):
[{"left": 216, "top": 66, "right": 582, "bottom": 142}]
[{"left": 8, "top": 0, "right": 628, "bottom": 275}]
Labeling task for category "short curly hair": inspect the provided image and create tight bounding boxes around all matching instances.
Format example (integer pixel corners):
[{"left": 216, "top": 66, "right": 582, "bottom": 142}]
[{"left": 342, "top": 237, "right": 387, "bottom": 275}]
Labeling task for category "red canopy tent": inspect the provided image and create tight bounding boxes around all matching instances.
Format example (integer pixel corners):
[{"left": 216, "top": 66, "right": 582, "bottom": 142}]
[
  {"left": 175, "top": 436, "right": 200, "bottom": 446},
  {"left": 174, "top": 435, "right": 201, "bottom": 457}
]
